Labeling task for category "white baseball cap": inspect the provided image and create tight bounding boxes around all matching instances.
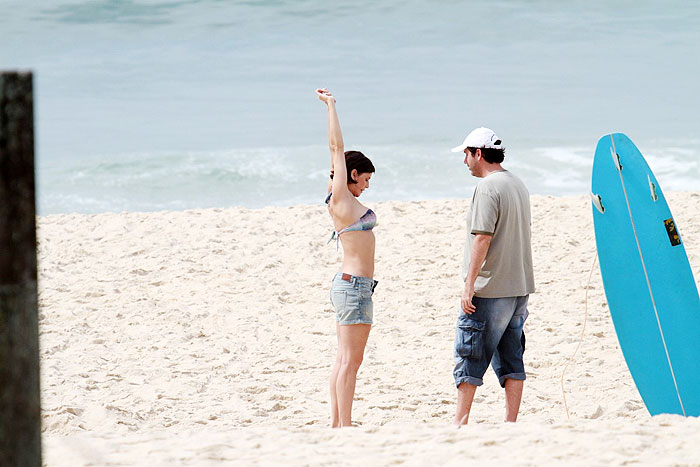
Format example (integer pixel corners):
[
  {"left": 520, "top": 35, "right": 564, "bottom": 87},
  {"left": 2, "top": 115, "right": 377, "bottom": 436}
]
[{"left": 451, "top": 127, "right": 505, "bottom": 152}]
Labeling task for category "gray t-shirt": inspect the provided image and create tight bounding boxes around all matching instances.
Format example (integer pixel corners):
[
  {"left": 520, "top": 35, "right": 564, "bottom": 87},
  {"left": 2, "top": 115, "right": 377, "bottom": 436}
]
[{"left": 462, "top": 170, "right": 535, "bottom": 298}]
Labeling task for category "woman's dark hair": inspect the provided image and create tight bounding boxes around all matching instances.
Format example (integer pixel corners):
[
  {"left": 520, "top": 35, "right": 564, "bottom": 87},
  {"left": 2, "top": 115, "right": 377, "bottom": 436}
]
[
  {"left": 467, "top": 147, "right": 505, "bottom": 164},
  {"left": 344, "top": 150, "right": 375, "bottom": 183}
]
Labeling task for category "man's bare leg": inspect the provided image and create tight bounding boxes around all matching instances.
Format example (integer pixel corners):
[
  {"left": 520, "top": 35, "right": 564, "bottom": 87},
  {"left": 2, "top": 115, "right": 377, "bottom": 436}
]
[
  {"left": 453, "top": 382, "right": 477, "bottom": 426},
  {"left": 504, "top": 379, "right": 523, "bottom": 422}
]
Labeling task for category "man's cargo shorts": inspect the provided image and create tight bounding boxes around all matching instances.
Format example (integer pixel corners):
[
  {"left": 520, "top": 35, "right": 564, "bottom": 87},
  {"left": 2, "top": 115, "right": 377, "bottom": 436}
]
[{"left": 453, "top": 295, "right": 529, "bottom": 388}]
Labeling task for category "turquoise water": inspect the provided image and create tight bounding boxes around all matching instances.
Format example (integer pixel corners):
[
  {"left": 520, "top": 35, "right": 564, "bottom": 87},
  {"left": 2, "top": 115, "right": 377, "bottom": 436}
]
[{"left": 1, "top": 0, "right": 698, "bottom": 213}]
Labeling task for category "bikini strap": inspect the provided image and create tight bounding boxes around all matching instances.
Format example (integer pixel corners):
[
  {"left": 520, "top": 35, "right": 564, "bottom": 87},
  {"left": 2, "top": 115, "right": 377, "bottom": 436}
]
[{"left": 327, "top": 230, "right": 340, "bottom": 251}]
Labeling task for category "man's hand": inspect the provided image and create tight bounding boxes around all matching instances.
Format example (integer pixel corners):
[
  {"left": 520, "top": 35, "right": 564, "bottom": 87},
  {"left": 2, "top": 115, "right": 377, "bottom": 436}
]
[{"left": 461, "top": 282, "right": 476, "bottom": 314}]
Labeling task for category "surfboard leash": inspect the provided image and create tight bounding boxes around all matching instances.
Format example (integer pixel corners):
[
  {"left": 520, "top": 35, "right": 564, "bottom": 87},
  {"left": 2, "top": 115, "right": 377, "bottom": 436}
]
[{"left": 560, "top": 251, "right": 597, "bottom": 420}]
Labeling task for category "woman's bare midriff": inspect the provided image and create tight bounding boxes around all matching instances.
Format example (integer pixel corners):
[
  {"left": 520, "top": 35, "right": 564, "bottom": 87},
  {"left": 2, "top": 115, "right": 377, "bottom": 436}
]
[{"left": 338, "top": 230, "right": 375, "bottom": 278}]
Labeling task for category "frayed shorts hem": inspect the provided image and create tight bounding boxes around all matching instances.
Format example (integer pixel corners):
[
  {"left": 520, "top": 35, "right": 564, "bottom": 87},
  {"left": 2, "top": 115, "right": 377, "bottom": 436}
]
[
  {"left": 338, "top": 319, "right": 372, "bottom": 326},
  {"left": 497, "top": 372, "right": 526, "bottom": 388}
]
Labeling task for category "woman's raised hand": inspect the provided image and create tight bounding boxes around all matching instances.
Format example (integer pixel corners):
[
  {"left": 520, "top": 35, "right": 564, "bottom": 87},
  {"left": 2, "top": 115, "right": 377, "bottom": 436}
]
[{"left": 316, "top": 88, "right": 336, "bottom": 105}]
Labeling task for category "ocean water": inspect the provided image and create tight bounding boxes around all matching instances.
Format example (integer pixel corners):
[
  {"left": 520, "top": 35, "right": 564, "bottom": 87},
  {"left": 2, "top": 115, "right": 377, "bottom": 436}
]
[{"left": 1, "top": 0, "right": 698, "bottom": 214}]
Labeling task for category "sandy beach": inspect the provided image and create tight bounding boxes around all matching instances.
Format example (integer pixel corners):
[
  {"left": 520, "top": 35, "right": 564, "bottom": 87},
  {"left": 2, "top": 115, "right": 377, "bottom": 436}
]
[{"left": 37, "top": 192, "right": 700, "bottom": 466}]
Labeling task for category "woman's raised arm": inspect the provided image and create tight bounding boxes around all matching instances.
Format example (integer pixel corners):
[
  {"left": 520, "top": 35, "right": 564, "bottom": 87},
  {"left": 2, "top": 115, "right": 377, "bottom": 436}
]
[{"left": 316, "top": 88, "right": 348, "bottom": 197}]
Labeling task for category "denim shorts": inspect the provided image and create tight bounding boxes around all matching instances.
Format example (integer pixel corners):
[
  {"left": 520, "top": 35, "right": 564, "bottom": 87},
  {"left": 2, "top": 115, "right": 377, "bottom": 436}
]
[
  {"left": 453, "top": 295, "right": 529, "bottom": 388},
  {"left": 330, "top": 273, "right": 377, "bottom": 325}
]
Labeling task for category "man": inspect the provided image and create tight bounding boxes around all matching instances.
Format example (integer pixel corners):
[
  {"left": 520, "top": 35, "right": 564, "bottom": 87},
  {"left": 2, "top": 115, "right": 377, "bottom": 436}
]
[{"left": 450, "top": 127, "right": 535, "bottom": 425}]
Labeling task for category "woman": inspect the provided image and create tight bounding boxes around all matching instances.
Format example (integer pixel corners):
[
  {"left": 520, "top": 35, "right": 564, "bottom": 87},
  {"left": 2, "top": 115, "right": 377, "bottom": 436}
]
[{"left": 316, "top": 88, "right": 376, "bottom": 428}]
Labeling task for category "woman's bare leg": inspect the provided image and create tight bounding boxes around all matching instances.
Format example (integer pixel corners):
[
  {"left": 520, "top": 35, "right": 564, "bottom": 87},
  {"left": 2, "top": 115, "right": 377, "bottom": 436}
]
[
  {"left": 329, "top": 323, "right": 342, "bottom": 427},
  {"left": 334, "top": 323, "right": 371, "bottom": 427}
]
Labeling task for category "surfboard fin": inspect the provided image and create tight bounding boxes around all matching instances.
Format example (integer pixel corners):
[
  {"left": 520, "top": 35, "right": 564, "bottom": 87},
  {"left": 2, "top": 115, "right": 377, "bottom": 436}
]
[
  {"left": 648, "top": 175, "right": 658, "bottom": 201},
  {"left": 591, "top": 193, "right": 605, "bottom": 214},
  {"left": 610, "top": 147, "right": 622, "bottom": 171}
]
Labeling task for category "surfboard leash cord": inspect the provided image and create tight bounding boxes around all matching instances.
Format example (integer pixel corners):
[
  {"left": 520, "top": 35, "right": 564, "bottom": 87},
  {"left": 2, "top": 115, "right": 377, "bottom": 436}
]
[{"left": 560, "top": 251, "right": 596, "bottom": 420}]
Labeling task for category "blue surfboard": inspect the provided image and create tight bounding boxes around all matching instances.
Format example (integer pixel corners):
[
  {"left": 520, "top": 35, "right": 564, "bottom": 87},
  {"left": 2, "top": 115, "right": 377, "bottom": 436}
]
[{"left": 591, "top": 133, "right": 700, "bottom": 416}]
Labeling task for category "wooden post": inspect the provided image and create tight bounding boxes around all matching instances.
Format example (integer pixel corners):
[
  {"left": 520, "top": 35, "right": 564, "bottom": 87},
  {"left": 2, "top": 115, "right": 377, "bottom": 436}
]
[{"left": 0, "top": 72, "right": 42, "bottom": 466}]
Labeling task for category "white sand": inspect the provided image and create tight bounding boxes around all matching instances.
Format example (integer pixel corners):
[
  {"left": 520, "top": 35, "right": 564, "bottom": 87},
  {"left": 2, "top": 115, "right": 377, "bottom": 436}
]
[{"left": 37, "top": 193, "right": 700, "bottom": 465}]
